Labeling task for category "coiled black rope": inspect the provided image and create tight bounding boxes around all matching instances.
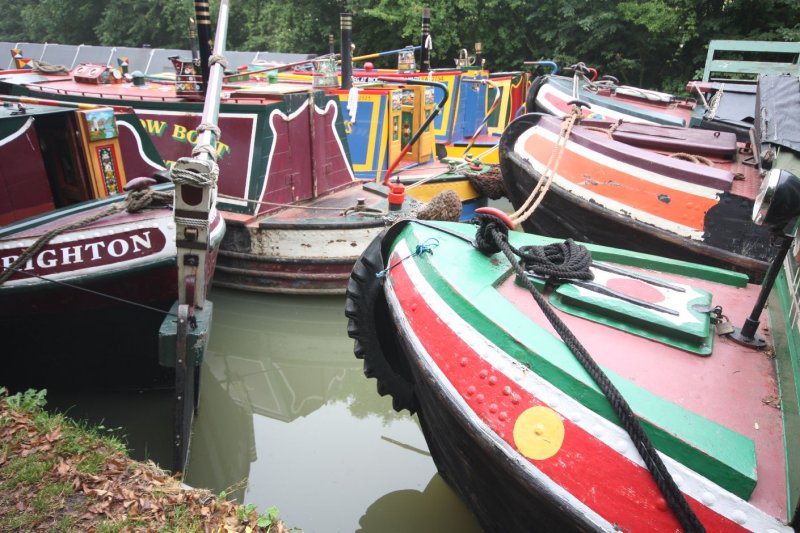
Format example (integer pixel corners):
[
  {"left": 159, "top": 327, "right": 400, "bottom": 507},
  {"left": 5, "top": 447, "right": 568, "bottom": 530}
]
[
  {"left": 473, "top": 213, "right": 705, "bottom": 533},
  {"left": 516, "top": 240, "right": 594, "bottom": 281}
]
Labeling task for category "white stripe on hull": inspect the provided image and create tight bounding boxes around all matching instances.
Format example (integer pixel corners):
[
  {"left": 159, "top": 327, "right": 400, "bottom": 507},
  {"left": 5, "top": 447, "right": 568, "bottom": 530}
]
[{"left": 387, "top": 239, "right": 791, "bottom": 531}]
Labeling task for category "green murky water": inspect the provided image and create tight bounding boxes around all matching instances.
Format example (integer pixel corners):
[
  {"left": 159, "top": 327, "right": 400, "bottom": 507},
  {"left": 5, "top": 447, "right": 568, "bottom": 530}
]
[{"left": 48, "top": 288, "right": 483, "bottom": 533}]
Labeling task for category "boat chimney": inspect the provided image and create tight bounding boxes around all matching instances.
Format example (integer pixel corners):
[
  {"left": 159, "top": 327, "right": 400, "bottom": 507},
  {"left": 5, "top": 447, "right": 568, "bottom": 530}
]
[
  {"left": 340, "top": 13, "right": 353, "bottom": 90},
  {"left": 420, "top": 7, "right": 431, "bottom": 73},
  {"left": 193, "top": 0, "right": 212, "bottom": 92},
  {"left": 475, "top": 42, "right": 483, "bottom": 69},
  {"left": 328, "top": 33, "right": 335, "bottom": 55}
]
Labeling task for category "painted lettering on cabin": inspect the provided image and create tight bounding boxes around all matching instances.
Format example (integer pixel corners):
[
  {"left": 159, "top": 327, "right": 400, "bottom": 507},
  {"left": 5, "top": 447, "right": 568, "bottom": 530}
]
[
  {"left": 171, "top": 125, "right": 231, "bottom": 160},
  {"left": 0, "top": 229, "right": 167, "bottom": 281},
  {"left": 138, "top": 119, "right": 232, "bottom": 160},
  {"left": 141, "top": 119, "right": 168, "bottom": 136}
]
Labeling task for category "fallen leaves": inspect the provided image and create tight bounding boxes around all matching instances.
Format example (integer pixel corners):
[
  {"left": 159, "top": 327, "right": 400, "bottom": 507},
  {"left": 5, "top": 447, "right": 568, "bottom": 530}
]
[{"left": 1, "top": 397, "right": 285, "bottom": 532}]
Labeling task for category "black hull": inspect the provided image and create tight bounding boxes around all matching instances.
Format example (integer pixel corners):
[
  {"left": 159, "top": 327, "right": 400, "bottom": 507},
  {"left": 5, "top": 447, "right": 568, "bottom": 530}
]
[
  {"left": 2, "top": 301, "right": 175, "bottom": 391},
  {"left": 499, "top": 117, "right": 773, "bottom": 283}
]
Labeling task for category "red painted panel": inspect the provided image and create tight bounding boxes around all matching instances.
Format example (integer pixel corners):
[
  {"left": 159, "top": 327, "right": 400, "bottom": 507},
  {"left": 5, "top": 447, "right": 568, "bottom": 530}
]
[
  {"left": 0, "top": 120, "right": 55, "bottom": 224},
  {"left": 312, "top": 102, "right": 354, "bottom": 195},
  {"left": 262, "top": 106, "right": 313, "bottom": 210},
  {"left": 137, "top": 111, "right": 256, "bottom": 198},
  {"left": 115, "top": 119, "right": 163, "bottom": 180}
]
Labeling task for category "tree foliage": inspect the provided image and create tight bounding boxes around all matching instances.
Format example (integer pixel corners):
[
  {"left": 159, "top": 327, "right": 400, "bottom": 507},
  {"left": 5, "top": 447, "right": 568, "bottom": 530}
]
[{"left": 0, "top": 0, "right": 797, "bottom": 91}]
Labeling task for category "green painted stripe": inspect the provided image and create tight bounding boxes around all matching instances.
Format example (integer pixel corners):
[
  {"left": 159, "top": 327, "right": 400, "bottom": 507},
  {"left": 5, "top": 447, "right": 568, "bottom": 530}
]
[
  {"left": 769, "top": 265, "right": 800, "bottom": 521},
  {"left": 766, "top": 148, "right": 800, "bottom": 521},
  {"left": 394, "top": 221, "right": 757, "bottom": 498}
]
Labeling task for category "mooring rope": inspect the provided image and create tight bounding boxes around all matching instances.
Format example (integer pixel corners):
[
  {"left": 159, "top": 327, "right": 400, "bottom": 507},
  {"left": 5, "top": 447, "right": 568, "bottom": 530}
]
[
  {"left": 471, "top": 213, "right": 705, "bottom": 533},
  {"left": 0, "top": 188, "right": 172, "bottom": 286},
  {"left": 509, "top": 105, "right": 583, "bottom": 225},
  {"left": 0, "top": 264, "right": 178, "bottom": 317},
  {"left": 31, "top": 59, "right": 69, "bottom": 75},
  {"left": 669, "top": 152, "right": 714, "bottom": 166},
  {"left": 582, "top": 121, "right": 621, "bottom": 139}
]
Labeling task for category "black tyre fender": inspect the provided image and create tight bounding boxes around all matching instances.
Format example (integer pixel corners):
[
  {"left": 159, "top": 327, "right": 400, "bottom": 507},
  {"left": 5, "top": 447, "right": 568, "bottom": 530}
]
[
  {"left": 524, "top": 74, "right": 549, "bottom": 115},
  {"left": 345, "top": 225, "right": 418, "bottom": 413}
]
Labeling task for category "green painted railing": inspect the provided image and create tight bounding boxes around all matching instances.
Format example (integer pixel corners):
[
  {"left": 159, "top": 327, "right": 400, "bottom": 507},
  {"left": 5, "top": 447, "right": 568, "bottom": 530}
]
[{"left": 702, "top": 40, "right": 800, "bottom": 83}]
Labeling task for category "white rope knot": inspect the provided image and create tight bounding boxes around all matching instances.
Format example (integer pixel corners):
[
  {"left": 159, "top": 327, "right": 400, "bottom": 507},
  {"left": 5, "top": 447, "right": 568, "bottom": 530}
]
[
  {"left": 208, "top": 54, "right": 228, "bottom": 69},
  {"left": 196, "top": 123, "right": 221, "bottom": 139},
  {"left": 170, "top": 157, "right": 219, "bottom": 188},
  {"left": 191, "top": 143, "right": 219, "bottom": 160}
]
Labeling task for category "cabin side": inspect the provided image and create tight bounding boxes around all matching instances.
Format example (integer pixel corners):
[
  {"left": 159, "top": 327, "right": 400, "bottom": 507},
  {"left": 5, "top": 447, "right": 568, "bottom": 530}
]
[{"left": 0, "top": 101, "right": 166, "bottom": 228}]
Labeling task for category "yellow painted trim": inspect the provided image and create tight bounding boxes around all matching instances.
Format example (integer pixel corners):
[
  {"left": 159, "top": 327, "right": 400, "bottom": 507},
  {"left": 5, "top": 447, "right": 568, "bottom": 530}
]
[
  {"left": 488, "top": 78, "right": 511, "bottom": 136},
  {"left": 339, "top": 92, "right": 386, "bottom": 179},
  {"left": 405, "top": 179, "right": 480, "bottom": 202},
  {"left": 444, "top": 144, "right": 500, "bottom": 165},
  {"left": 76, "top": 110, "right": 127, "bottom": 198},
  {"left": 418, "top": 72, "right": 458, "bottom": 137}
]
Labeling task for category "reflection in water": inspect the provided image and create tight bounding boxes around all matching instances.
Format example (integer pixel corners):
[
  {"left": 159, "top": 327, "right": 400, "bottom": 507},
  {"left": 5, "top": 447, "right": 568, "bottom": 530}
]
[
  {"left": 357, "top": 474, "right": 482, "bottom": 533},
  {"left": 186, "top": 288, "right": 482, "bottom": 533},
  {"left": 46, "top": 389, "right": 173, "bottom": 465}
]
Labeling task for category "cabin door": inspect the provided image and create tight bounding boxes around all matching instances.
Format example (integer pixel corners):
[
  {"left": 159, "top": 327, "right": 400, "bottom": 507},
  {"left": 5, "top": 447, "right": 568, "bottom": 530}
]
[{"left": 37, "top": 113, "right": 93, "bottom": 206}]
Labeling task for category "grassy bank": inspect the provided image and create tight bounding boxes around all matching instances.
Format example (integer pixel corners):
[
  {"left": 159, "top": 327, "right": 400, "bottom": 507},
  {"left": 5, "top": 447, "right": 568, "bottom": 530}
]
[{"left": 0, "top": 387, "right": 287, "bottom": 532}]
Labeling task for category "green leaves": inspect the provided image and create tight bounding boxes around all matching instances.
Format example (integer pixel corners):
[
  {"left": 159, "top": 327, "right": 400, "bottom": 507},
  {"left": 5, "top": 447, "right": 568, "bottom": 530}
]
[
  {"left": 0, "top": 0, "right": 797, "bottom": 92},
  {"left": 4, "top": 389, "right": 48, "bottom": 411}
]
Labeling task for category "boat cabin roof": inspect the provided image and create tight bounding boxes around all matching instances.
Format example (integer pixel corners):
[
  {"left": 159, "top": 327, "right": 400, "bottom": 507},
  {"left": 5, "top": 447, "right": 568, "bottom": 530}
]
[{"left": 0, "top": 101, "right": 72, "bottom": 120}]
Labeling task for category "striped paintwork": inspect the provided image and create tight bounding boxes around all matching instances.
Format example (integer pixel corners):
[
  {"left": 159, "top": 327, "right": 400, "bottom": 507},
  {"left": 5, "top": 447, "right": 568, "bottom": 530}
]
[
  {"left": 374, "top": 220, "right": 792, "bottom": 531},
  {"left": 514, "top": 119, "right": 722, "bottom": 239}
]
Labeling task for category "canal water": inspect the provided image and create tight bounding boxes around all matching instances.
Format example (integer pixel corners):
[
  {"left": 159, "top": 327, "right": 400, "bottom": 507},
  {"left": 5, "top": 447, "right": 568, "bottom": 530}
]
[{"left": 47, "top": 288, "right": 484, "bottom": 533}]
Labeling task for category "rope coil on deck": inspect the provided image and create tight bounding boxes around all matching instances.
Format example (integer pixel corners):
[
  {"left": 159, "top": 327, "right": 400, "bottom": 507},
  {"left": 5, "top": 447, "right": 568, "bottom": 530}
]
[{"left": 31, "top": 59, "right": 69, "bottom": 75}]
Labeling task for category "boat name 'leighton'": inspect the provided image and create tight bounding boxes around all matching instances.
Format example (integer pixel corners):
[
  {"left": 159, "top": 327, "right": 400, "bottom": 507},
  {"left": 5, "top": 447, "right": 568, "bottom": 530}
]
[{"left": 1, "top": 228, "right": 168, "bottom": 279}]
